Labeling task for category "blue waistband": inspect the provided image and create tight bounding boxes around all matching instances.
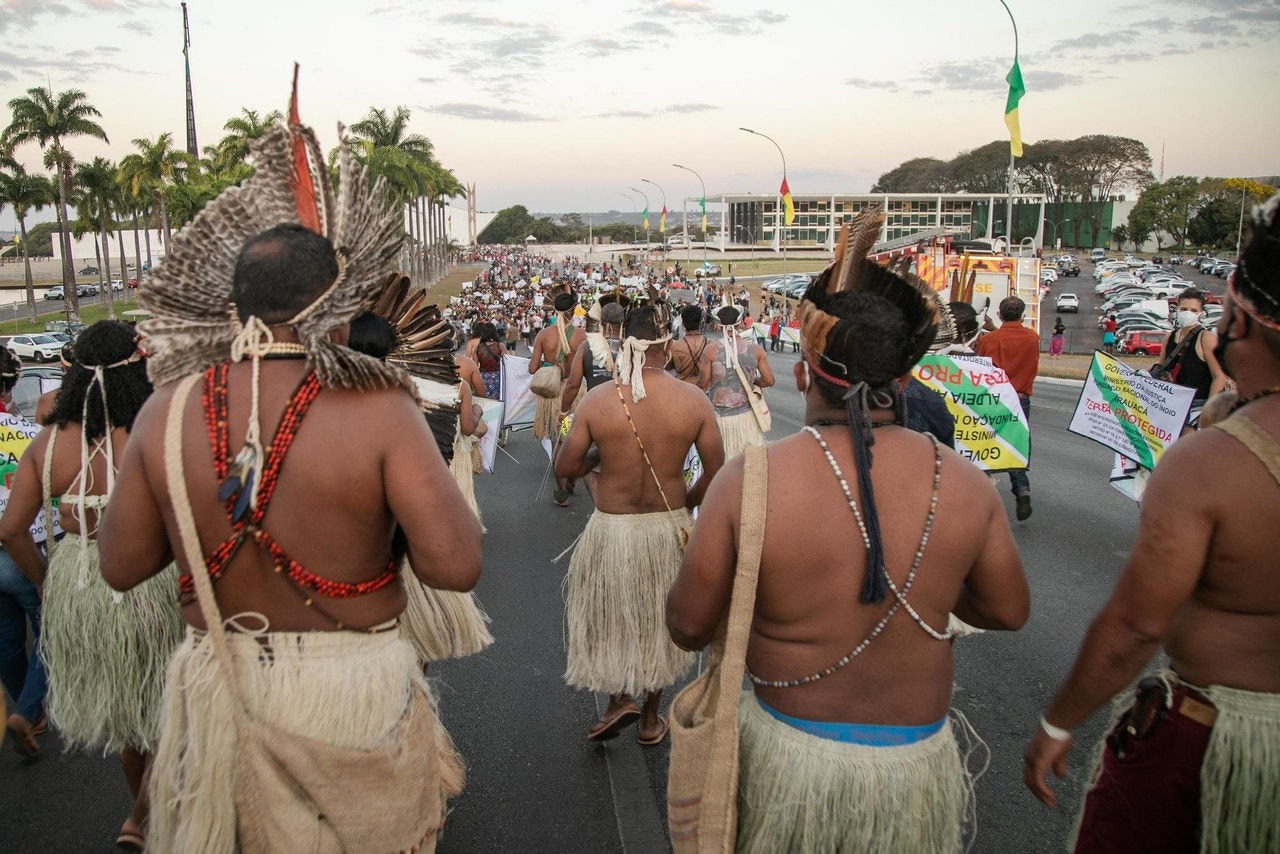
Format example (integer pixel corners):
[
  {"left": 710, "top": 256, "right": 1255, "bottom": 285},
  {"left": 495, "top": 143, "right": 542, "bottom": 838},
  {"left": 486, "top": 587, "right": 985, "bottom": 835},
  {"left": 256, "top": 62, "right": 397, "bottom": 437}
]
[{"left": 757, "top": 697, "right": 947, "bottom": 746}]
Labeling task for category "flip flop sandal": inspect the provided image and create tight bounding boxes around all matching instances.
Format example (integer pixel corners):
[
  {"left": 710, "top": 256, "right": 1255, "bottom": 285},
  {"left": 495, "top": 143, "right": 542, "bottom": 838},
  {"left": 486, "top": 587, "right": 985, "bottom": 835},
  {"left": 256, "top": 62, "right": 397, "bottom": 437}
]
[
  {"left": 115, "top": 821, "right": 146, "bottom": 852},
  {"left": 553, "top": 489, "right": 571, "bottom": 507},
  {"left": 587, "top": 705, "right": 641, "bottom": 742},
  {"left": 637, "top": 715, "right": 670, "bottom": 746}
]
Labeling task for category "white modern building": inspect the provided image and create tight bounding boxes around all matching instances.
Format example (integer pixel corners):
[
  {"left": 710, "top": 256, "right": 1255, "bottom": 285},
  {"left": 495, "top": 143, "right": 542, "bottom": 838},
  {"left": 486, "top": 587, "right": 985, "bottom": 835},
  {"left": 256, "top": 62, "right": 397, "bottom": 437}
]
[{"left": 679, "top": 192, "right": 1048, "bottom": 251}]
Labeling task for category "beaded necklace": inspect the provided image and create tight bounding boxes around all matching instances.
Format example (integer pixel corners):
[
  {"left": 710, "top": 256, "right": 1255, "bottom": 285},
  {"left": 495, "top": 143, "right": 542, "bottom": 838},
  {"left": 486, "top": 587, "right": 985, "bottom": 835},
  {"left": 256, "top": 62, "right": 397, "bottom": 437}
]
[
  {"left": 747, "top": 426, "right": 949, "bottom": 689},
  {"left": 1231, "top": 385, "right": 1280, "bottom": 413}
]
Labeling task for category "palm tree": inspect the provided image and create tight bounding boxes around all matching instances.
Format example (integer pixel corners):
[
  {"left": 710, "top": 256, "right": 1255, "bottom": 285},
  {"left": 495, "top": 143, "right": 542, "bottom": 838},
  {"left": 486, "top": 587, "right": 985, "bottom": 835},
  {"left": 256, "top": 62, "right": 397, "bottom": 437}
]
[
  {"left": 0, "top": 166, "right": 56, "bottom": 320},
  {"left": 75, "top": 156, "right": 120, "bottom": 318},
  {"left": 349, "top": 106, "right": 465, "bottom": 282},
  {"left": 119, "top": 132, "right": 189, "bottom": 250},
  {"left": 218, "top": 107, "right": 283, "bottom": 166},
  {"left": 3, "top": 85, "right": 109, "bottom": 316}
]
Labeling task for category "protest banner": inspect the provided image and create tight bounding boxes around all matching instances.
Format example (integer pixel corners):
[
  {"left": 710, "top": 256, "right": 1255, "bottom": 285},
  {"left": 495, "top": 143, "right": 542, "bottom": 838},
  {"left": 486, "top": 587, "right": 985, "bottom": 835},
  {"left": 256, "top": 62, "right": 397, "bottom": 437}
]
[
  {"left": 912, "top": 353, "right": 1030, "bottom": 472},
  {"left": 476, "top": 398, "right": 505, "bottom": 473},
  {"left": 0, "top": 412, "right": 58, "bottom": 542},
  {"left": 1068, "top": 351, "right": 1195, "bottom": 471},
  {"left": 499, "top": 354, "right": 535, "bottom": 430}
]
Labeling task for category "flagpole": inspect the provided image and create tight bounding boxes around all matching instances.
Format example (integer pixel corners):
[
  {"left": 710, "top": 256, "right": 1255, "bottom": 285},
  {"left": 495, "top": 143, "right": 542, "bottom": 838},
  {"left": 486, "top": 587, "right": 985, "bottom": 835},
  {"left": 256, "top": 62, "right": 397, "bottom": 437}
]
[
  {"left": 641, "top": 178, "right": 668, "bottom": 267},
  {"left": 619, "top": 191, "right": 638, "bottom": 247},
  {"left": 629, "top": 185, "right": 650, "bottom": 269},
  {"left": 999, "top": 0, "right": 1019, "bottom": 251},
  {"left": 740, "top": 127, "right": 788, "bottom": 280},
  {"left": 673, "top": 163, "right": 707, "bottom": 273}
]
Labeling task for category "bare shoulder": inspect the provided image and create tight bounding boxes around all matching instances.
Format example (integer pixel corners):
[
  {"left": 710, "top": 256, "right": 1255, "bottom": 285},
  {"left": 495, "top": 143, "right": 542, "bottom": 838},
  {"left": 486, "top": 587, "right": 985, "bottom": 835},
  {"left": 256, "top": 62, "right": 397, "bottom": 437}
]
[{"left": 1147, "top": 421, "right": 1253, "bottom": 495}]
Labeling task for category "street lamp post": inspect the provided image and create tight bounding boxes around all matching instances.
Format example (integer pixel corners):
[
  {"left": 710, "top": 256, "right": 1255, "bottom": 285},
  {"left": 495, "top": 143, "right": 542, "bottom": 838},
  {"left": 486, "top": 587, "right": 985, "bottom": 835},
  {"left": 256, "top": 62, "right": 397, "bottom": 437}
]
[
  {"left": 619, "top": 191, "right": 638, "bottom": 247},
  {"left": 629, "top": 185, "right": 650, "bottom": 258},
  {"left": 641, "top": 178, "right": 668, "bottom": 267},
  {"left": 740, "top": 127, "right": 788, "bottom": 277},
  {"left": 1048, "top": 218, "right": 1071, "bottom": 249},
  {"left": 673, "top": 163, "right": 707, "bottom": 272}
]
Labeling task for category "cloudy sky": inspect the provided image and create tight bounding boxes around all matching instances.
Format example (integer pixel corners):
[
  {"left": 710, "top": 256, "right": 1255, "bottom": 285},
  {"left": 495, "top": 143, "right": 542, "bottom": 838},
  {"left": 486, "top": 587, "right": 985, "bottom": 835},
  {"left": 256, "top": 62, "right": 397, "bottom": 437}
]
[{"left": 1, "top": 0, "right": 1278, "bottom": 229}]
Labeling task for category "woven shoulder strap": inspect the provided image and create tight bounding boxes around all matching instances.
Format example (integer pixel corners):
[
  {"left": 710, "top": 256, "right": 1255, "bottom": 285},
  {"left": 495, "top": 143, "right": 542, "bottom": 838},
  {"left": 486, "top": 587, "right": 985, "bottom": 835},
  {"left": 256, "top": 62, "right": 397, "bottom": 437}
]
[
  {"left": 1215, "top": 416, "right": 1280, "bottom": 487},
  {"left": 712, "top": 443, "right": 769, "bottom": 703},
  {"left": 163, "top": 372, "right": 252, "bottom": 721}
]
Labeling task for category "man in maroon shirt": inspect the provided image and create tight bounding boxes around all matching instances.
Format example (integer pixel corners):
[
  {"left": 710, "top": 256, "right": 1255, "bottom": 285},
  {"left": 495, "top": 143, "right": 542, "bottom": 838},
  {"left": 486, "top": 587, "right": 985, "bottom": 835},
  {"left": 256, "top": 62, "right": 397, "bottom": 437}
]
[{"left": 975, "top": 296, "right": 1040, "bottom": 521}]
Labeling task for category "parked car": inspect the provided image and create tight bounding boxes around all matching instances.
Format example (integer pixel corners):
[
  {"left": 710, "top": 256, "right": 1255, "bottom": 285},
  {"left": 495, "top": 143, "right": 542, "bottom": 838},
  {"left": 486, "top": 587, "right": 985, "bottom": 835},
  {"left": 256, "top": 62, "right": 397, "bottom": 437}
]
[
  {"left": 1168, "top": 255, "right": 1184, "bottom": 265},
  {"left": 43, "top": 320, "right": 88, "bottom": 336},
  {"left": 109, "top": 278, "right": 124, "bottom": 292},
  {"left": 1040, "top": 268, "right": 1058, "bottom": 285},
  {"left": 1055, "top": 293, "right": 1080, "bottom": 312},
  {"left": 1151, "top": 255, "right": 1163, "bottom": 264},
  {"left": 1119, "top": 329, "right": 1168, "bottom": 356},
  {"left": 7, "top": 334, "right": 66, "bottom": 363},
  {"left": 1056, "top": 258, "right": 1081, "bottom": 277},
  {"left": 43, "top": 286, "right": 64, "bottom": 300},
  {"left": 763, "top": 273, "right": 811, "bottom": 294},
  {"left": 1090, "top": 248, "right": 1107, "bottom": 263},
  {"left": 693, "top": 263, "right": 722, "bottom": 278},
  {"left": 10, "top": 365, "right": 62, "bottom": 420},
  {"left": 78, "top": 265, "right": 99, "bottom": 275},
  {"left": 76, "top": 284, "right": 98, "bottom": 297}
]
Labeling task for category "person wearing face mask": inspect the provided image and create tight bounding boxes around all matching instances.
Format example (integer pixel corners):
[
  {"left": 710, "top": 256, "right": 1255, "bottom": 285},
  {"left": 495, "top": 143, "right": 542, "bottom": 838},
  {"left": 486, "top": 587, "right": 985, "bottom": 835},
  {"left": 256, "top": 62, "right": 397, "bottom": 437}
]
[
  {"left": 1155, "top": 290, "right": 1227, "bottom": 409},
  {"left": 1024, "top": 191, "right": 1280, "bottom": 852}
]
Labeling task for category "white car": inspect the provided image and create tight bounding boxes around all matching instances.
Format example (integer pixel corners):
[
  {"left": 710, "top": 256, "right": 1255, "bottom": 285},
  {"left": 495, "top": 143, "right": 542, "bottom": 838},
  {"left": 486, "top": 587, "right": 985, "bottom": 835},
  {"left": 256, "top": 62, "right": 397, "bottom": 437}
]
[
  {"left": 1055, "top": 293, "right": 1080, "bottom": 313},
  {"left": 1039, "top": 268, "right": 1058, "bottom": 284},
  {"left": 7, "top": 334, "right": 66, "bottom": 362}
]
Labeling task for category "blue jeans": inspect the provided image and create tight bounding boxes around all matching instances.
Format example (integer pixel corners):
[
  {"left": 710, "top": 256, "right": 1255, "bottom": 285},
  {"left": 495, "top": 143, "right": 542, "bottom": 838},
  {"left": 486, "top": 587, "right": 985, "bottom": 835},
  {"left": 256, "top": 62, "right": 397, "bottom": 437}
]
[
  {"left": 0, "top": 548, "right": 46, "bottom": 723},
  {"left": 1008, "top": 395, "right": 1031, "bottom": 497}
]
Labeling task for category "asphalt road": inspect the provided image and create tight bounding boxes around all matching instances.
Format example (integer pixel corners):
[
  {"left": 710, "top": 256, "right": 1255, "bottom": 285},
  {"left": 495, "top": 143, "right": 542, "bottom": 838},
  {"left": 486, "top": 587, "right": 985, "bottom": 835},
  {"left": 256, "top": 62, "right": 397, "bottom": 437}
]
[{"left": 0, "top": 350, "right": 1145, "bottom": 853}]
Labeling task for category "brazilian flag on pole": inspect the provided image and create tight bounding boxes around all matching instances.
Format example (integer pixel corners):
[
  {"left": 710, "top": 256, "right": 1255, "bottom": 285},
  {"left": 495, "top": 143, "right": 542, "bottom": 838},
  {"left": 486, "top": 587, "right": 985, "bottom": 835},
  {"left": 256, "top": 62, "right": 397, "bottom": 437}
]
[
  {"left": 642, "top": 206, "right": 649, "bottom": 231},
  {"left": 1004, "top": 58, "right": 1025, "bottom": 157},
  {"left": 699, "top": 196, "right": 707, "bottom": 233}
]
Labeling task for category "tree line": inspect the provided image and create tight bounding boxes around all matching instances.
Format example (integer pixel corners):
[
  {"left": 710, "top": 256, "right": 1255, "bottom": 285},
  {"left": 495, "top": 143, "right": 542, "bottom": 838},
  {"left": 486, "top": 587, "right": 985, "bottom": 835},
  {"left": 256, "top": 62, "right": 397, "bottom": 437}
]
[
  {"left": 873, "top": 135, "right": 1274, "bottom": 251},
  {"left": 477, "top": 207, "right": 648, "bottom": 245},
  {"left": 0, "top": 85, "right": 463, "bottom": 322}
]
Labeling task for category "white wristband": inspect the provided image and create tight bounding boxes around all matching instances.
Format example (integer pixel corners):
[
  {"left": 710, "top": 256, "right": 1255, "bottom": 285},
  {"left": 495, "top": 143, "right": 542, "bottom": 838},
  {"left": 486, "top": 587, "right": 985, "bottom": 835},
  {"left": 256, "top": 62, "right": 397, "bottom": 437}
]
[{"left": 1040, "top": 715, "right": 1072, "bottom": 741}]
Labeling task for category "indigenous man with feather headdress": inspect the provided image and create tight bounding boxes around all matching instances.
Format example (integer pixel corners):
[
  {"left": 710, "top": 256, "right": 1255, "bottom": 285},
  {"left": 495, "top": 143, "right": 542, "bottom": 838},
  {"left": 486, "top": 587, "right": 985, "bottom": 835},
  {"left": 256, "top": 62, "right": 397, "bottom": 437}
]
[
  {"left": 668, "top": 206, "right": 1029, "bottom": 852},
  {"left": 96, "top": 73, "right": 482, "bottom": 853},
  {"left": 556, "top": 302, "right": 724, "bottom": 746},
  {"left": 1025, "top": 192, "right": 1280, "bottom": 853}
]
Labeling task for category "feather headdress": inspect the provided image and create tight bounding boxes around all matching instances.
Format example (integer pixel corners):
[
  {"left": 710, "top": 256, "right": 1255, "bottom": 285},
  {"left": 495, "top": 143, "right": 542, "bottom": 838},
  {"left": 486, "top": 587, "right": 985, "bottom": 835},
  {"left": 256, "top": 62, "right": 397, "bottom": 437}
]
[
  {"left": 371, "top": 272, "right": 462, "bottom": 461},
  {"left": 141, "top": 65, "right": 408, "bottom": 394},
  {"left": 797, "top": 204, "right": 942, "bottom": 606}
]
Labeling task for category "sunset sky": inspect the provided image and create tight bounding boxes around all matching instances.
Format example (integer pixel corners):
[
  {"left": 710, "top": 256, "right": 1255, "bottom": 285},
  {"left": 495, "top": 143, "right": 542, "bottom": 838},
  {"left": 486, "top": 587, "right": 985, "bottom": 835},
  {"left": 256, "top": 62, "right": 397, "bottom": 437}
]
[{"left": 1, "top": 0, "right": 1277, "bottom": 229}]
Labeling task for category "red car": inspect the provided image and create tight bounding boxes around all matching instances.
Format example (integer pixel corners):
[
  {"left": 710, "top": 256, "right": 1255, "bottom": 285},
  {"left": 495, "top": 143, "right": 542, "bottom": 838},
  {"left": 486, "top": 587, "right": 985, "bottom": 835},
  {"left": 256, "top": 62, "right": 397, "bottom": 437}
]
[{"left": 1119, "top": 329, "right": 1167, "bottom": 356}]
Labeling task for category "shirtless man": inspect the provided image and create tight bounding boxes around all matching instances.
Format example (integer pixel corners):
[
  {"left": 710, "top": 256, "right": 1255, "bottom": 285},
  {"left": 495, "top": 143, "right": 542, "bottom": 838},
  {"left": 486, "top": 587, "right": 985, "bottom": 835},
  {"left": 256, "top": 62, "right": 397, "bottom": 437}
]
[
  {"left": 556, "top": 305, "right": 723, "bottom": 745},
  {"left": 669, "top": 306, "right": 712, "bottom": 390},
  {"left": 667, "top": 209, "right": 1028, "bottom": 852},
  {"left": 98, "top": 221, "right": 483, "bottom": 850},
  {"left": 530, "top": 290, "right": 586, "bottom": 504},
  {"left": 1025, "top": 199, "right": 1280, "bottom": 852},
  {"left": 558, "top": 300, "right": 625, "bottom": 504}
]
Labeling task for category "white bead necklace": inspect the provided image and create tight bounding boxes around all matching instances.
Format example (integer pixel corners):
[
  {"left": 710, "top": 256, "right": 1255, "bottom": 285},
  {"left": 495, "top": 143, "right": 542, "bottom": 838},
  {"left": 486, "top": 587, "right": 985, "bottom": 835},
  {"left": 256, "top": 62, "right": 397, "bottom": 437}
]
[{"left": 746, "top": 426, "right": 949, "bottom": 689}]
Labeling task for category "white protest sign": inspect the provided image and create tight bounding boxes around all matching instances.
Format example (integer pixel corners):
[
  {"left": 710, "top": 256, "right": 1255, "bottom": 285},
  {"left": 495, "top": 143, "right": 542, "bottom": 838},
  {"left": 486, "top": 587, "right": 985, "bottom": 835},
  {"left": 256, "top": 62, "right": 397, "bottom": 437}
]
[
  {"left": 1068, "top": 352, "right": 1195, "bottom": 470},
  {"left": 499, "top": 354, "right": 535, "bottom": 430},
  {"left": 0, "top": 412, "right": 59, "bottom": 543}
]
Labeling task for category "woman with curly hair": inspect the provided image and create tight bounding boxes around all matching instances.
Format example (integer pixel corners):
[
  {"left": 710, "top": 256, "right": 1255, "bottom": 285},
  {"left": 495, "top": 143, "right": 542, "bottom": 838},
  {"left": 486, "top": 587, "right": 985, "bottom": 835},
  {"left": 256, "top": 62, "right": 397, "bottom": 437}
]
[{"left": 0, "top": 320, "right": 182, "bottom": 850}]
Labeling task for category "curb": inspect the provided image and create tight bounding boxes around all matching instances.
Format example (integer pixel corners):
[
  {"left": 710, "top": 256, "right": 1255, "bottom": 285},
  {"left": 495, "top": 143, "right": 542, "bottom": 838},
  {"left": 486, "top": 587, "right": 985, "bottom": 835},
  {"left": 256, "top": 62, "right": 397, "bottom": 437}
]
[{"left": 1036, "top": 376, "right": 1085, "bottom": 388}]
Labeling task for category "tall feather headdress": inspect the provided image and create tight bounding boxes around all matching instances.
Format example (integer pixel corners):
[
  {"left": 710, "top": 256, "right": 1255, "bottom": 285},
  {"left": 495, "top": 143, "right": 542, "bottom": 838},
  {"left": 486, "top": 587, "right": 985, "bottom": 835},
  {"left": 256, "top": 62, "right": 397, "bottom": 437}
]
[
  {"left": 140, "top": 64, "right": 409, "bottom": 395},
  {"left": 372, "top": 272, "right": 462, "bottom": 461}
]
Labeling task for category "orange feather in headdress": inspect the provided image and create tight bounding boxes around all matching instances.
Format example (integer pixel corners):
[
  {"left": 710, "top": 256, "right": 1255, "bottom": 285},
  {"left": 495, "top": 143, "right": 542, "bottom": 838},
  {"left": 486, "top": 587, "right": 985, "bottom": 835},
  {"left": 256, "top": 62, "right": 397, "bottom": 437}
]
[{"left": 288, "top": 63, "right": 321, "bottom": 234}]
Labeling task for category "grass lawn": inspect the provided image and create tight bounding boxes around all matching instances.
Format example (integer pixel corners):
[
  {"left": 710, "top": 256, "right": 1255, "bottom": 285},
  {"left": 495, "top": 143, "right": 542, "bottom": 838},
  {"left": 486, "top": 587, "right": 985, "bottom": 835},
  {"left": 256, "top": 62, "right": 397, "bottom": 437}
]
[{"left": 0, "top": 297, "right": 142, "bottom": 336}]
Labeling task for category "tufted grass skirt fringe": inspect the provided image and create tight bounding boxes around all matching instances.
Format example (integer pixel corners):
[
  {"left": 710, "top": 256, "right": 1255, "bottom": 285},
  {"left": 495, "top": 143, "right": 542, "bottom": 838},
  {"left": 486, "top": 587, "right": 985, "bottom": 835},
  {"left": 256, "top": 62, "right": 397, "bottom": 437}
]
[
  {"left": 450, "top": 431, "right": 485, "bottom": 532},
  {"left": 400, "top": 562, "right": 494, "bottom": 663},
  {"left": 716, "top": 410, "right": 765, "bottom": 462},
  {"left": 563, "top": 509, "right": 694, "bottom": 696},
  {"left": 41, "top": 533, "right": 182, "bottom": 754},
  {"left": 532, "top": 385, "right": 560, "bottom": 441},
  {"left": 149, "top": 622, "right": 463, "bottom": 853},
  {"left": 735, "top": 695, "right": 969, "bottom": 854},
  {"left": 1199, "top": 683, "right": 1280, "bottom": 853}
]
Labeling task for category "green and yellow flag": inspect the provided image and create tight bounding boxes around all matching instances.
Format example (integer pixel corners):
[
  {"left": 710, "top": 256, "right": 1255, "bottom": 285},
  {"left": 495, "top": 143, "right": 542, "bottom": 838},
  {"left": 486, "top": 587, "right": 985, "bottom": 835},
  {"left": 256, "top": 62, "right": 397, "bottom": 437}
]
[
  {"left": 779, "top": 177, "right": 795, "bottom": 226},
  {"left": 1004, "top": 58, "right": 1025, "bottom": 157},
  {"left": 642, "top": 206, "right": 649, "bottom": 231},
  {"left": 699, "top": 196, "right": 707, "bottom": 233}
]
